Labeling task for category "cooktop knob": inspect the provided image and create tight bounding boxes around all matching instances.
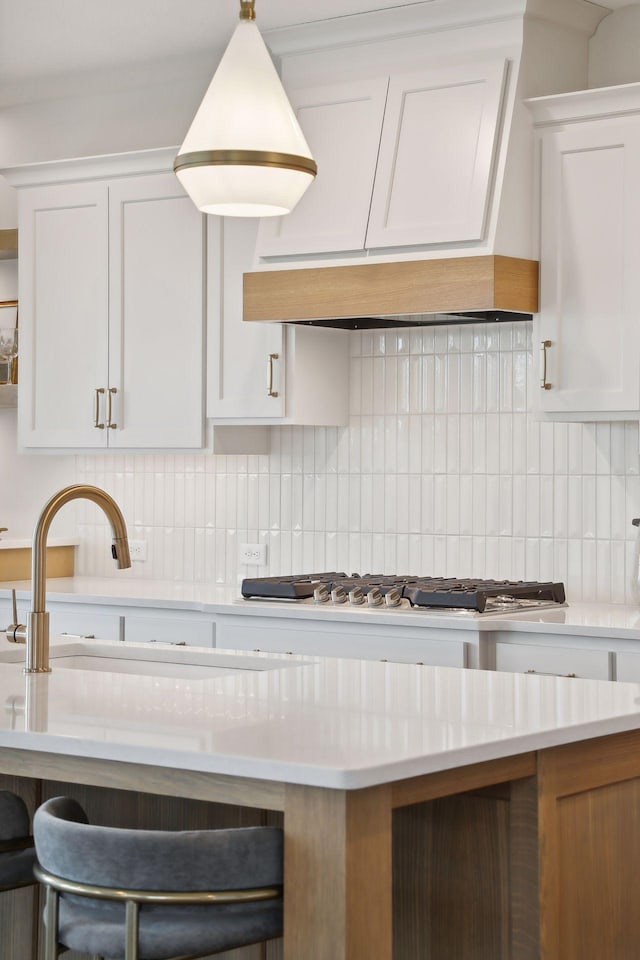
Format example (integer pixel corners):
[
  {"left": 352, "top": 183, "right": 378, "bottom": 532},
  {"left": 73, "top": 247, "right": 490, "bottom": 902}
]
[
  {"left": 367, "top": 588, "right": 383, "bottom": 607},
  {"left": 348, "top": 587, "right": 366, "bottom": 605},
  {"left": 313, "top": 585, "right": 330, "bottom": 603},
  {"left": 385, "top": 587, "right": 402, "bottom": 608},
  {"left": 331, "top": 586, "right": 348, "bottom": 604}
]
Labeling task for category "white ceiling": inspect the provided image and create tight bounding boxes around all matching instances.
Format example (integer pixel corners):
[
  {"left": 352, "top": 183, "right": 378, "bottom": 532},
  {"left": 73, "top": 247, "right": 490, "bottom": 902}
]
[
  {"left": 0, "top": 0, "right": 432, "bottom": 86},
  {"left": 0, "top": 0, "right": 633, "bottom": 91}
]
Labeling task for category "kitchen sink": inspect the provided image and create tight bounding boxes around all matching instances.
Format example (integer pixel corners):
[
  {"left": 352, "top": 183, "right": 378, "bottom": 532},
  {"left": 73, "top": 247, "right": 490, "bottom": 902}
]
[{"left": 0, "top": 639, "right": 308, "bottom": 679}]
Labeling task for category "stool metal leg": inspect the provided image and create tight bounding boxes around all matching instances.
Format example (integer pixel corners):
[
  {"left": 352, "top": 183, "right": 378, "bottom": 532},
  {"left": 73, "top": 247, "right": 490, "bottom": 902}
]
[
  {"left": 125, "top": 900, "right": 140, "bottom": 960},
  {"left": 43, "top": 886, "right": 59, "bottom": 960}
]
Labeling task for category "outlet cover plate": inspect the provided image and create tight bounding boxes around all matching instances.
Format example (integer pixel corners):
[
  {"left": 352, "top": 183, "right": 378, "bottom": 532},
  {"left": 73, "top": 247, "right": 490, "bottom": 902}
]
[
  {"left": 240, "top": 543, "right": 267, "bottom": 566},
  {"left": 129, "top": 540, "right": 147, "bottom": 562}
]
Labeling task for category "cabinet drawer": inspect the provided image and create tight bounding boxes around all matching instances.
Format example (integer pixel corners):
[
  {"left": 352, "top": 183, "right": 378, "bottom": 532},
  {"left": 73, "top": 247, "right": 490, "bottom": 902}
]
[
  {"left": 217, "top": 618, "right": 467, "bottom": 667},
  {"left": 49, "top": 607, "right": 123, "bottom": 642},
  {"left": 495, "top": 641, "right": 611, "bottom": 680},
  {"left": 615, "top": 652, "right": 640, "bottom": 683},
  {"left": 125, "top": 615, "right": 214, "bottom": 648}
]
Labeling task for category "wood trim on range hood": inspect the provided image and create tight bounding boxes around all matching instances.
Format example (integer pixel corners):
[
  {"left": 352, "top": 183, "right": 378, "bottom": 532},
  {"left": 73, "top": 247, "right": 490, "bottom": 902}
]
[{"left": 244, "top": 255, "right": 539, "bottom": 324}]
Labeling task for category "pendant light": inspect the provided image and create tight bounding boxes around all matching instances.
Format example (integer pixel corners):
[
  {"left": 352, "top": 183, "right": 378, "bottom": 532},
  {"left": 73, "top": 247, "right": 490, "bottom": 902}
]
[{"left": 174, "top": 0, "right": 317, "bottom": 217}]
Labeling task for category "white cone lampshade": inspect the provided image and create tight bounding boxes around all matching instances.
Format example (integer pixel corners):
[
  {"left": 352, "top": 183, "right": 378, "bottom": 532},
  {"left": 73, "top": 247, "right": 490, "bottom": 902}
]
[{"left": 174, "top": 5, "right": 317, "bottom": 217}]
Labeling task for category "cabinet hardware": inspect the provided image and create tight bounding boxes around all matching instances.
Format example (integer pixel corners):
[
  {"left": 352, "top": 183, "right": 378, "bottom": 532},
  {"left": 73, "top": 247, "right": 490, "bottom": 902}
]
[
  {"left": 94, "top": 388, "right": 105, "bottom": 429},
  {"left": 106, "top": 387, "right": 117, "bottom": 429},
  {"left": 540, "top": 340, "right": 552, "bottom": 390},
  {"left": 525, "top": 669, "right": 576, "bottom": 678},
  {"left": 267, "top": 353, "right": 279, "bottom": 398}
]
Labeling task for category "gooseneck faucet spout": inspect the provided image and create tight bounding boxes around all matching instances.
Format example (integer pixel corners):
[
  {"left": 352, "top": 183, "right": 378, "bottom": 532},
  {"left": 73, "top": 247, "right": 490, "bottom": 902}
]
[{"left": 7, "top": 485, "right": 131, "bottom": 674}]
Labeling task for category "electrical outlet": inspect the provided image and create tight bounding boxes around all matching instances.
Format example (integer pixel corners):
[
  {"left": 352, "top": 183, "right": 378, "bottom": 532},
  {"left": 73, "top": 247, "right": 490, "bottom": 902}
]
[
  {"left": 240, "top": 543, "right": 267, "bottom": 566},
  {"left": 129, "top": 540, "right": 147, "bottom": 562}
]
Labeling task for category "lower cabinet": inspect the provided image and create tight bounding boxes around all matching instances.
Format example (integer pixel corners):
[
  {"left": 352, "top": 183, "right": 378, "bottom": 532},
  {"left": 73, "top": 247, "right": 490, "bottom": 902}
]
[
  {"left": 44, "top": 600, "right": 214, "bottom": 648},
  {"left": 615, "top": 652, "right": 640, "bottom": 683},
  {"left": 216, "top": 614, "right": 468, "bottom": 667},
  {"left": 48, "top": 604, "right": 123, "bottom": 642},
  {"left": 494, "top": 639, "right": 612, "bottom": 680},
  {"left": 124, "top": 613, "right": 214, "bottom": 648}
]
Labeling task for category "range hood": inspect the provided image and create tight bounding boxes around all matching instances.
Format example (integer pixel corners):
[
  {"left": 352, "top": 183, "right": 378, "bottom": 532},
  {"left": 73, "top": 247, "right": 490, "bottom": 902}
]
[
  {"left": 241, "top": 0, "right": 605, "bottom": 329},
  {"left": 244, "top": 255, "right": 538, "bottom": 329}
]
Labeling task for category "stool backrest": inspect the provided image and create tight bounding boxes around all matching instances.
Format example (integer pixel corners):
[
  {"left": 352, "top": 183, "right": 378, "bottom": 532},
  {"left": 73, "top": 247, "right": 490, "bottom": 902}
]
[
  {"left": 34, "top": 797, "right": 283, "bottom": 893},
  {"left": 0, "top": 791, "right": 30, "bottom": 841}
]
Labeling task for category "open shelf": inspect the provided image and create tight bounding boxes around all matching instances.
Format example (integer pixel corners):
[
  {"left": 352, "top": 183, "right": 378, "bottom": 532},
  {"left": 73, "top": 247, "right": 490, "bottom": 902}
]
[{"left": 0, "top": 229, "right": 18, "bottom": 260}]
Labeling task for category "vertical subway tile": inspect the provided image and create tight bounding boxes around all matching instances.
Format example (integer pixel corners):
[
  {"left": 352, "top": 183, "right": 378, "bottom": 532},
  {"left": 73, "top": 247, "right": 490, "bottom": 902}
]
[
  {"left": 595, "top": 423, "right": 611, "bottom": 474},
  {"left": 540, "top": 476, "right": 554, "bottom": 537},
  {"left": 610, "top": 422, "right": 626, "bottom": 476},
  {"left": 485, "top": 476, "right": 500, "bottom": 537},
  {"left": 596, "top": 475, "right": 611, "bottom": 540},
  {"left": 433, "top": 476, "right": 447, "bottom": 535},
  {"left": 485, "top": 414, "right": 499, "bottom": 474},
  {"left": 409, "top": 356, "right": 422, "bottom": 414},
  {"left": 397, "top": 416, "right": 409, "bottom": 474},
  {"left": 459, "top": 414, "right": 473, "bottom": 475},
  {"left": 582, "top": 476, "right": 597, "bottom": 539},
  {"left": 433, "top": 415, "right": 448, "bottom": 474}
]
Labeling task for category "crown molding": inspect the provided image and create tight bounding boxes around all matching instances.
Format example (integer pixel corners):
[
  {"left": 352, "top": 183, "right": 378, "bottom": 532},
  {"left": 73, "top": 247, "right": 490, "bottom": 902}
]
[
  {"left": 0, "top": 147, "right": 179, "bottom": 188},
  {"left": 265, "top": 0, "right": 529, "bottom": 57},
  {"left": 526, "top": 80, "right": 640, "bottom": 125}
]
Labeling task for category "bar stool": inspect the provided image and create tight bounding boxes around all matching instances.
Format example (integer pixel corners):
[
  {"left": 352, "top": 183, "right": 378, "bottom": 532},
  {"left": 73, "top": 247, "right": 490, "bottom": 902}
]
[
  {"left": 33, "top": 796, "right": 283, "bottom": 960},
  {"left": 0, "top": 790, "right": 36, "bottom": 892}
]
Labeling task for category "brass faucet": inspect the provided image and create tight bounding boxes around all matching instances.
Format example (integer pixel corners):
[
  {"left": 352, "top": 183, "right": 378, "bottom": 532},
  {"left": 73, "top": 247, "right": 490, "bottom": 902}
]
[{"left": 6, "top": 485, "right": 131, "bottom": 673}]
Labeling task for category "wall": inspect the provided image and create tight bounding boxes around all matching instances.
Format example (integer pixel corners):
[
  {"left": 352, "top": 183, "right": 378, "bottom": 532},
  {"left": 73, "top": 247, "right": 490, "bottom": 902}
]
[
  {"left": 589, "top": 6, "right": 640, "bottom": 88},
  {"left": 75, "top": 320, "right": 640, "bottom": 604},
  {"left": 0, "top": 258, "right": 76, "bottom": 539}
]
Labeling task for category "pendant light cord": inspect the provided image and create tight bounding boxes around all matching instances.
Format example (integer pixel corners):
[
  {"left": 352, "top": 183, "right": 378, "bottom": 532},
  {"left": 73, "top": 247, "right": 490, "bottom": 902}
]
[{"left": 239, "top": 0, "right": 256, "bottom": 20}]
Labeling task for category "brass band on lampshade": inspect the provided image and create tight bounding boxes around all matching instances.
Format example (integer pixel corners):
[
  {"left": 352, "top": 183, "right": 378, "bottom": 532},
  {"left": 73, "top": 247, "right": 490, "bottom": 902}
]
[{"left": 174, "top": 150, "right": 318, "bottom": 178}]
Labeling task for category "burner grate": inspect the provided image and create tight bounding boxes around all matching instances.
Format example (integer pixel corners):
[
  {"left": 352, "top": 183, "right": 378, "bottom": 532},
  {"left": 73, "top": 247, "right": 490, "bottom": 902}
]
[{"left": 241, "top": 573, "right": 566, "bottom": 612}]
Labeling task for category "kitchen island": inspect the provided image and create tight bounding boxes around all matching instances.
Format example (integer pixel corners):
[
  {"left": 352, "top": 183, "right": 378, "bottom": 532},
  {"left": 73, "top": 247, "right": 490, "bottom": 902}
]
[{"left": 1, "top": 639, "right": 640, "bottom": 959}]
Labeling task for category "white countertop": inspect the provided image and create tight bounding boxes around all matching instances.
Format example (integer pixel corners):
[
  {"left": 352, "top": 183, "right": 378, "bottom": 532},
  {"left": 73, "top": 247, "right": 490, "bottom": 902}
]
[
  {"left": 1, "top": 638, "right": 640, "bottom": 789},
  {"left": 3, "top": 577, "right": 640, "bottom": 639}
]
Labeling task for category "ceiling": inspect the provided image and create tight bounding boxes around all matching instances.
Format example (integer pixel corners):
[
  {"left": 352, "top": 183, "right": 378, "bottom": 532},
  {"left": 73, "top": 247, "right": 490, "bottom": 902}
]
[{"left": 0, "top": 0, "right": 632, "bottom": 93}]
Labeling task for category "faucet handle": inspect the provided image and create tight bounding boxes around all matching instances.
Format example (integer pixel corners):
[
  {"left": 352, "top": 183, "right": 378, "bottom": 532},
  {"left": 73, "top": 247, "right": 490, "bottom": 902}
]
[{"left": 5, "top": 589, "right": 26, "bottom": 646}]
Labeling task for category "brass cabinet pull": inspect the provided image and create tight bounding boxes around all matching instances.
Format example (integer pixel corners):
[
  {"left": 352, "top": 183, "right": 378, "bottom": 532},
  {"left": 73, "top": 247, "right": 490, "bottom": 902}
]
[
  {"left": 525, "top": 669, "right": 576, "bottom": 678},
  {"left": 540, "top": 340, "right": 552, "bottom": 390},
  {"left": 94, "top": 388, "right": 105, "bottom": 429},
  {"left": 267, "top": 353, "right": 279, "bottom": 398},
  {"left": 106, "top": 387, "right": 118, "bottom": 429}
]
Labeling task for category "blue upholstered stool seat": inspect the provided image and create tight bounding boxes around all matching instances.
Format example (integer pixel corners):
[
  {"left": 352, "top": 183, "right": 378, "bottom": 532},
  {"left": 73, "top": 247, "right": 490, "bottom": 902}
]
[
  {"left": 56, "top": 897, "right": 282, "bottom": 958},
  {"left": 34, "top": 796, "right": 284, "bottom": 960},
  {"left": 0, "top": 790, "right": 36, "bottom": 891}
]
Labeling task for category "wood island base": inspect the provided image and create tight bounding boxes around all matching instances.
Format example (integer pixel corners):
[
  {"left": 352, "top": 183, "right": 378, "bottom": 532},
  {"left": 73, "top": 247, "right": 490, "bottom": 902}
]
[{"left": 1, "top": 728, "right": 639, "bottom": 960}]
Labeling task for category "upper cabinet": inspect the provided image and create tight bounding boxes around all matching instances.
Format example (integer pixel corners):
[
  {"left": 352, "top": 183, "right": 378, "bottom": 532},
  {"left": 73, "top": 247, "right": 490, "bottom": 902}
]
[
  {"left": 528, "top": 86, "right": 640, "bottom": 420},
  {"left": 208, "top": 216, "right": 350, "bottom": 425},
  {"left": 256, "top": 59, "right": 507, "bottom": 262},
  {"left": 15, "top": 163, "right": 205, "bottom": 450}
]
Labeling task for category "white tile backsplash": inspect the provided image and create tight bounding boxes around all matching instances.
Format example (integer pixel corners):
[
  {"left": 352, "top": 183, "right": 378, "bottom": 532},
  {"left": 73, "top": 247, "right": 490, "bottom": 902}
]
[{"left": 75, "top": 321, "right": 640, "bottom": 602}]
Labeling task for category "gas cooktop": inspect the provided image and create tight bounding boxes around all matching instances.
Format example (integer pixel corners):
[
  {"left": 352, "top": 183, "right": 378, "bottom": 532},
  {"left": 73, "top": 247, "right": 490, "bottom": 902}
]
[{"left": 241, "top": 573, "right": 566, "bottom": 614}]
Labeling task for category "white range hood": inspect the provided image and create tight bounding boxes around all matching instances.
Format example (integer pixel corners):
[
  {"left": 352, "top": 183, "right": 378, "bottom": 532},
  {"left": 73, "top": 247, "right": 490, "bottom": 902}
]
[{"left": 243, "top": 0, "right": 607, "bottom": 326}]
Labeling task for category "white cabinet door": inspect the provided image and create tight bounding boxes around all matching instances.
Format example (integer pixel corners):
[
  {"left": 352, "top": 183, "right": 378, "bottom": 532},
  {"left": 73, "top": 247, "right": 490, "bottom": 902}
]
[
  {"left": 256, "top": 78, "right": 389, "bottom": 257},
  {"left": 18, "top": 182, "right": 109, "bottom": 448},
  {"left": 208, "top": 217, "right": 349, "bottom": 425},
  {"left": 108, "top": 175, "right": 205, "bottom": 448},
  {"left": 366, "top": 59, "right": 507, "bottom": 248},
  {"left": 207, "top": 217, "right": 284, "bottom": 419},
  {"left": 537, "top": 122, "right": 640, "bottom": 414}
]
